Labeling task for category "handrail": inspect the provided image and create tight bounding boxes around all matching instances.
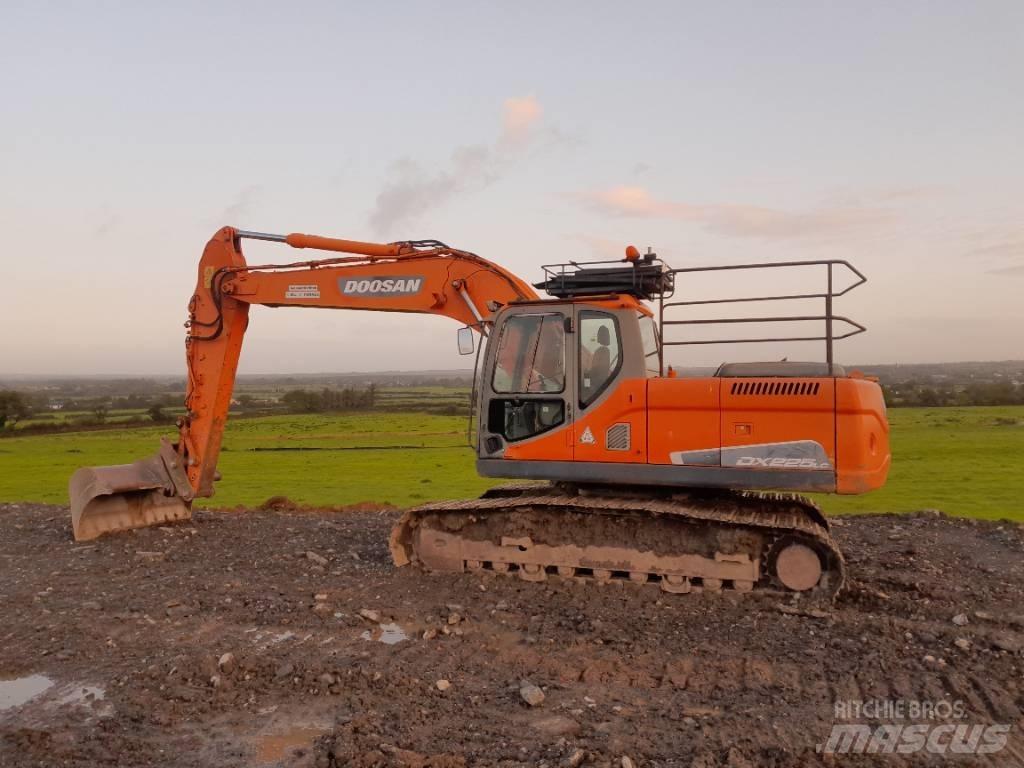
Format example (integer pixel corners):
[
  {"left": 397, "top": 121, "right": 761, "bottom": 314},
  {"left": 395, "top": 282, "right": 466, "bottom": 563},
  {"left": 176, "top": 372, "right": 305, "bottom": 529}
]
[{"left": 656, "top": 259, "right": 867, "bottom": 373}]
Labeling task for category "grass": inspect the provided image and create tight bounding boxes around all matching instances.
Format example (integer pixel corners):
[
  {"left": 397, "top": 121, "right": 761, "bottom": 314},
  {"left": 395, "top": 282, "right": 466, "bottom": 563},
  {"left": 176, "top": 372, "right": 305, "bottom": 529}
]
[
  {"left": 0, "top": 405, "right": 1021, "bottom": 521},
  {"left": 812, "top": 405, "right": 1024, "bottom": 521}
]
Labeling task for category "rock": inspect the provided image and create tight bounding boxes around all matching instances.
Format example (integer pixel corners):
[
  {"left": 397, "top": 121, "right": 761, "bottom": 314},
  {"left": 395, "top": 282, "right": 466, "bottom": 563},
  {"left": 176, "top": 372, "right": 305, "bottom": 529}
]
[
  {"left": 621, "top": 758, "right": 635, "bottom": 768},
  {"left": 952, "top": 613, "right": 969, "bottom": 627},
  {"left": 209, "top": 674, "right": 222, "bottom": 688},
  {"left": 777, "top": 604, "right": 830, "bottom": 619},
  {"left": 991, "top": 633, "right": 1023, "bottom": 653},
  {"left": 530, "top": 715, "right": 580, "bottom": 737},
  {"left": 520, "top": 680, "right": 546, "bottom": 707},
  {"left": 422, "top": 628, "right": 438, "bottom": 641},
  {"left": 435, "top": 679, "right": 451, "bottom": 691},
  {"left": 314, "top": 593, "right": 328, "bottom": 602},
  {"left": 954, "top": 638, "right": 971, "bottom": 650},
  {"left": 218, "top": 652, "right": 236, "bottom": 674},
  {"left": 359, "top": 608, "right": 381, "bottom": 623},
  {"left": 447, "top": 613, "right": 462, "bottom": 625},
  {"left": 306, "top": 551, "right": 328, "bottom": 566},
  {"left": 564, "top": 748, "right": 586, "bottom": 767},
  {"left": 319, "top": 672, "right": 336, "bottom": 687},
  {"left": 923, "top": 654, "right": 936, "bottom": 664}
]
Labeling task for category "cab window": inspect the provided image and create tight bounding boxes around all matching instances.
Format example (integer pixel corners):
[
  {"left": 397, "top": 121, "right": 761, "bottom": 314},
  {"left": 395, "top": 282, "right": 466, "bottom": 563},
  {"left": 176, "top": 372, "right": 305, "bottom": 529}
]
[
  {"left": 639, "top": 313, "right": 661, "bottom": 377},
  {"left": 579, "top": 311, "right": 621, "bottom": 406},
  {"left": 492, "top": 313, "right": 566, "bottom": 394}
]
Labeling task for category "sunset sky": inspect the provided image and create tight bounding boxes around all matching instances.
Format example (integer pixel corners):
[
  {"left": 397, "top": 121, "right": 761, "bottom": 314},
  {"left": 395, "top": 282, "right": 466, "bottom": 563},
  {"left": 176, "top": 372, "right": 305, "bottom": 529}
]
[{"left": 1, "top": 1, "right": 1021, "bottom": 374}]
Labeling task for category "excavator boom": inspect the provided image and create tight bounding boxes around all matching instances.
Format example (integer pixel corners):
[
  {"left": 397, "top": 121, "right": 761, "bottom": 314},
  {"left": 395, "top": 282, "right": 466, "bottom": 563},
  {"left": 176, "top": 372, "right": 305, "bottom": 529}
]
[{"left": 70, "top": 227, "right": 536, "bottom": 540}]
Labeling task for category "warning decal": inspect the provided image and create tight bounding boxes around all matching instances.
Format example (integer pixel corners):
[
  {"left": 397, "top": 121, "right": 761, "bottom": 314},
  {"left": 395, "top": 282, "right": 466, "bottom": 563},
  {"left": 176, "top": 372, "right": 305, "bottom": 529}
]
[{"left": 286, "top": 284, "right": 321, "bottom": 299}]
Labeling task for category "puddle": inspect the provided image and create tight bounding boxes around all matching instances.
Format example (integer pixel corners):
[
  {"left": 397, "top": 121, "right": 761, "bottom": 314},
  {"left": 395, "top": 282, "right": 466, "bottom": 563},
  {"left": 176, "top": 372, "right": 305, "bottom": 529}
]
[
  {"left": 360, "top": 623, "right": 408, "bottom": 645},
  {"left": 255, "top": 725, "right": 325, "bottom": 763},
  {"left": 0, "top": 675, "right": 54, "bottom": 711}
]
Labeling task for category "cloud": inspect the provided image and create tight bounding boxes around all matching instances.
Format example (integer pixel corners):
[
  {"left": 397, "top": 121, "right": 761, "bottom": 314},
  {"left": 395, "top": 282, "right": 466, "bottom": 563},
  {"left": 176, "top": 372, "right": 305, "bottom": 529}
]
[
  {"left": 221, "top": 184, "right": 262, "bottom": 224},
  {"left": 576, "top": 185, "right": 892, "bottom": 240},
  {"left": 987, "top": 262, "right": 1024, "bottom": 276},
  {"left": 369, "top": 96, "right": 543, "bottom": 235},
  {"left": 93, "top": 210, "right": 118, "bottom": 239},
  {"left": 570, "top": 234, "right": 631, "bottom": 260},
  {"left": 973, "top": 240, "right": 1024, "bottom": 260},
  {"left": 499, "top": 95, "right": 543, "bottom": 148}
]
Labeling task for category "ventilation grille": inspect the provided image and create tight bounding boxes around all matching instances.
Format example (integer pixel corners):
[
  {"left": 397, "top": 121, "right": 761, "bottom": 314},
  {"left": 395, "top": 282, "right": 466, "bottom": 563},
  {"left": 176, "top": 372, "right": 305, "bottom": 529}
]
[
  {"left": 729, "top": 380, "right": 821, "bottom": 396},
  {"left": 606, "top": 423, "right": 631, "bottom": 451}
]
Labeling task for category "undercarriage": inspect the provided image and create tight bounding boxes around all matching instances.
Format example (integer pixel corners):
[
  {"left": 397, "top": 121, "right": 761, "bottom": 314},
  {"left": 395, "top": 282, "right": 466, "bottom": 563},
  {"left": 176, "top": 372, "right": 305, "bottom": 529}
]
[{"left": 390, "top": 483, "right": 845, "bottom": 599}]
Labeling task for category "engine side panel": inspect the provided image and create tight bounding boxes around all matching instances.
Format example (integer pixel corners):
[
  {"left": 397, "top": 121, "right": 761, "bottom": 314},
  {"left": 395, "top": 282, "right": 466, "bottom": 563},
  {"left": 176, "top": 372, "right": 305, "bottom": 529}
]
[{"left": 835, "top": 377, "right": 891, "bottom": 493}]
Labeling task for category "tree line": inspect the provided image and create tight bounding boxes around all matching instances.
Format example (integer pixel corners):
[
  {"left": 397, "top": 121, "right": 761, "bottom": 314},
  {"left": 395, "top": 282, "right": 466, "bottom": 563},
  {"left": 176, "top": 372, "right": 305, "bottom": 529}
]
[{"left": 882, "top": 380, "right": 1024, "bottom": 408}]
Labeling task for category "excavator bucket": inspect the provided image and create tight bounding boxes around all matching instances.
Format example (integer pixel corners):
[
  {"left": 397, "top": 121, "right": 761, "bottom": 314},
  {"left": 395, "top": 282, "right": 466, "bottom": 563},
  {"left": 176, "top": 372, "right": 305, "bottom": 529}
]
[{"left": 69, "top": 439, "right": 193, "bottom": 541}]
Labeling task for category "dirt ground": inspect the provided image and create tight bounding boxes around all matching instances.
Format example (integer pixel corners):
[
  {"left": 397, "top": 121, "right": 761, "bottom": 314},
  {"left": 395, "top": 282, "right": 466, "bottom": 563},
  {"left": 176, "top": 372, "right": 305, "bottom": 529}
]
[{"left": 1, "top": 502, "right": 1022, "bottom": 767}]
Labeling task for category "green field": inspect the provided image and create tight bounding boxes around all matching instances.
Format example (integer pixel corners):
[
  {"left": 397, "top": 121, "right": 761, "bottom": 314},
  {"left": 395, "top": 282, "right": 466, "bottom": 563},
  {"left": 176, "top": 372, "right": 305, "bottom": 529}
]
[{"left": 0, "top": 406, "right": 1021, "bottom": 520}]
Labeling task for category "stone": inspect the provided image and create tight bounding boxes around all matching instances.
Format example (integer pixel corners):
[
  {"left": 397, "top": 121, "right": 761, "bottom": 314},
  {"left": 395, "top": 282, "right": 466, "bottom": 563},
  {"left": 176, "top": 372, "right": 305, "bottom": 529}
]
[
  {"left": 530, "top": 715, "right": 580, "bottom": 738},
  {"left": 564, "top": 748, "right": 586, "bottom": 767},
  {"left": 275, "top": 662, "right": 294, "bottom": 679},
  {"left": 218, "top": 652, "right": 236, "bottom": 674},
  {"left": 520, "top": 680, "right": 545, "bottom": 707},
  {"left": 435, "top": 679, "right": 451, "bottom": 691},
  {"left": 359, "top": 608, "right": 381, "bottom": 623},
  {"left": 954, "top": 638, "right": 971, "bottom": 650},
  {"left": 952, "top": 613, "right": 969, "bottom": 627},
  {"left": 621, "top": 758, "right": 635, "bottom": 768},
  {"left": 992, "top": 633, "right": 1023, "bottom": 653},
  {"left": 306, "top": 551, "right": 328, "bottom": 566}
]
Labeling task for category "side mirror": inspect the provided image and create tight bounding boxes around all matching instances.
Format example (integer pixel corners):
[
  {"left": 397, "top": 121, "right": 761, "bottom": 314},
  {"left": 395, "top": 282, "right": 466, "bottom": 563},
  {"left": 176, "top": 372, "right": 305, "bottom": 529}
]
[{"left": 457, "top": 326, "right": 475, "bottom": 355}]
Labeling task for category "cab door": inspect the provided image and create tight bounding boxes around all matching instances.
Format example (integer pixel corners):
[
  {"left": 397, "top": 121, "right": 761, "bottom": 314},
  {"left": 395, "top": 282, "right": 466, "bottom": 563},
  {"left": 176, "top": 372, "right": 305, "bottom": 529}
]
[
  {"left": 571, "top": 307, "right": 648, "bottom": 463},
  {"left": 478, "top": 308, "right": 575, "bottom": 461}
]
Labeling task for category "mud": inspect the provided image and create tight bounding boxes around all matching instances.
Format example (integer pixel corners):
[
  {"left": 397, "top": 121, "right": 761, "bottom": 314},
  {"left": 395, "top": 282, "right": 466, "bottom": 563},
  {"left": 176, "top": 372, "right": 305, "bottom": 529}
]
[{"left": 0, "top": 502, "right": 1022, "bottom": 766}]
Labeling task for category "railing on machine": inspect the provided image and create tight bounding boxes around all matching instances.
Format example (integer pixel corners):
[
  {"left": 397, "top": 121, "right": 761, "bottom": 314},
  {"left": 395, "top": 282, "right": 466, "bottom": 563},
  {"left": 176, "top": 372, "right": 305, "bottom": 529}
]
[{"left": 656, "top": 260, "right": 867, "bottom": 374}]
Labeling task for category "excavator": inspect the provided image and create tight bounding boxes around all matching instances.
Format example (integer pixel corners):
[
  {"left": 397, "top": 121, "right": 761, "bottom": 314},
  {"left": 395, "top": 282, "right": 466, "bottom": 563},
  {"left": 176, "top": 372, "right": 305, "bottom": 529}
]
[{"left": 69, "top": 226, "right": 890, "bottom": 598}]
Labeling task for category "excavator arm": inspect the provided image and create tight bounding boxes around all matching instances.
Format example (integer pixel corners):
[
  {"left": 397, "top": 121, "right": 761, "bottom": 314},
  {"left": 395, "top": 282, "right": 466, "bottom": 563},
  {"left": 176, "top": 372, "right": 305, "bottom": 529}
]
[{"left": 69, "top": 226, "right": 537, "bottom": 541}]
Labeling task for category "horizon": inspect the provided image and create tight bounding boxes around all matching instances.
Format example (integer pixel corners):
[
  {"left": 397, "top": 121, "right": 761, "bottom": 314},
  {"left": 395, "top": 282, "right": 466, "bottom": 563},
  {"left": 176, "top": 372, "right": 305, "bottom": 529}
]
[{"left": 3, "top": 357, "right": 1023, "bottom": 382}]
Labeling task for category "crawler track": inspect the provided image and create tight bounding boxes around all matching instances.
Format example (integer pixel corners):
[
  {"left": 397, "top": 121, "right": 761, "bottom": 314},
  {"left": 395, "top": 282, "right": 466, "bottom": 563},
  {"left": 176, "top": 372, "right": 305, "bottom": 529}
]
[{"left": 390, "top": 483, "right": 846, "bottom": 599}]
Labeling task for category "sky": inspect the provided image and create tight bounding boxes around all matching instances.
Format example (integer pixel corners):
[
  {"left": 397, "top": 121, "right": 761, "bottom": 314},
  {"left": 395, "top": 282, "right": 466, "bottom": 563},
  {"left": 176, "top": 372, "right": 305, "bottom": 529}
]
[{"left": 1, "top": 1, "right": 1022, "bottom": 375}]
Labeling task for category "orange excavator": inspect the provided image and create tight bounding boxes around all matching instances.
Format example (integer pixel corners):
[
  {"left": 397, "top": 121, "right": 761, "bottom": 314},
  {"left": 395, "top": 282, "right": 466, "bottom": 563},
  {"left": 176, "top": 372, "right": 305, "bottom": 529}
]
[{"left": 69, "top": 226, "right": 890, "bottom": 598}]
